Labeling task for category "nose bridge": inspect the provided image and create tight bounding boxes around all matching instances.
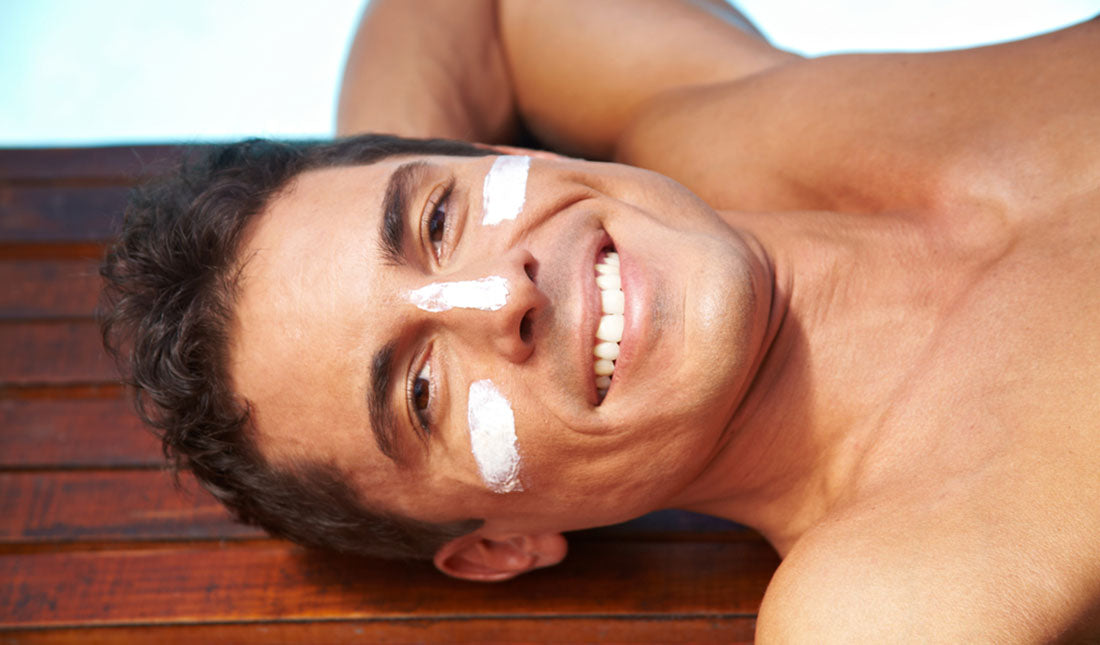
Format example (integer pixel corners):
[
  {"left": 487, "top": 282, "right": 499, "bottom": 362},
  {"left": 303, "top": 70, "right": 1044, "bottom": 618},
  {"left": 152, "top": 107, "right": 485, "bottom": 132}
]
[{"left": 408, "top": 247, "right": 544, "bottom": 362}]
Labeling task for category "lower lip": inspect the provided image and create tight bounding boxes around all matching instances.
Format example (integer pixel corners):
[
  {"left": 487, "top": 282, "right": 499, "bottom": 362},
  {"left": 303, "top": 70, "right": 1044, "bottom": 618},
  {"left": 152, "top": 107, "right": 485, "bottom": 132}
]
[{"left": 608, "top": 240, "right": 646, "bottom": 400}]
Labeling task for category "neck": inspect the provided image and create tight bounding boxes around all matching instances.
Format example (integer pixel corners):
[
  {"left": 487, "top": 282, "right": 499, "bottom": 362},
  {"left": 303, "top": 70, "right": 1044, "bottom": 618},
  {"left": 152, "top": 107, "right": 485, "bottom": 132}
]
[{"left": 671, "top": 209, "right": 951, "bottom": 555}]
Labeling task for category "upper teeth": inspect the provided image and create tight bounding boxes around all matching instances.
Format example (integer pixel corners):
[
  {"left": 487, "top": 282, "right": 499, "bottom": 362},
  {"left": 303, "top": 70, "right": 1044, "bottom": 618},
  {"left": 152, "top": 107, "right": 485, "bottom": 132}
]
[{"left": 594, "top": 250, "right": 622, "bottom": 399}]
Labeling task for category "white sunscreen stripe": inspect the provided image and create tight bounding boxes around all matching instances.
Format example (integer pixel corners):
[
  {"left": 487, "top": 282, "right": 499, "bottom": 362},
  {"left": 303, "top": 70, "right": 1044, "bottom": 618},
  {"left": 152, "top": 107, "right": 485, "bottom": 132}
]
[
  {"left": 407, "top": 276, "right": 509, "bottom": 313},
  {"left": 482, "top": 155, "right": 530, "bottom": 226},
  {"left": 467, "top": 379, "right": 523, "bottom": 493}
]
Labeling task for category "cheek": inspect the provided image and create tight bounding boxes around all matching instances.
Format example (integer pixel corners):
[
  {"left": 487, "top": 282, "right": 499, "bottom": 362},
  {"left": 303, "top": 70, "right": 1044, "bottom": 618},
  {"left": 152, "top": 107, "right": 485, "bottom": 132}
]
[
  {"left": 513, "top": 411, "right": 715, "bottom": 524},
  {"left": 427, "top": 378, "right": 527, "bottom": 500}
]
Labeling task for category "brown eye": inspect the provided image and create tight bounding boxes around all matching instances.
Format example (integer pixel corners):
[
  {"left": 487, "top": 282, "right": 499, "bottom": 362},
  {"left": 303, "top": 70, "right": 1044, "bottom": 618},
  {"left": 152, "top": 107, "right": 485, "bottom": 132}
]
[
  {"left": 428, "top": 202, "right": 446, "bottom": 256},
  {"left": 423, "top": 179, "right": 455, "bottom": 259},
  {"left": 412, "top": 363, "right": 431, "bottom": 432}
]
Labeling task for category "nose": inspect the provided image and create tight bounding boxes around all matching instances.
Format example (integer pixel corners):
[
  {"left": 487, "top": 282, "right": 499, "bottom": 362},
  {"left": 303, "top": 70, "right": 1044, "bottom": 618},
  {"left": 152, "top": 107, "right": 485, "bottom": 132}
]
[{"left": 410, "top": 248, "right": 547, "bottom": 363}]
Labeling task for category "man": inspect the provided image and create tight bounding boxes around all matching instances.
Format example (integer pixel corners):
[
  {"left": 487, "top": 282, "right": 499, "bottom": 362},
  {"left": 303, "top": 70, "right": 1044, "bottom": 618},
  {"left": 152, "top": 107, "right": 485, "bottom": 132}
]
[{"left": 101, "top": 1, "right": 1100, "bottom": 641}]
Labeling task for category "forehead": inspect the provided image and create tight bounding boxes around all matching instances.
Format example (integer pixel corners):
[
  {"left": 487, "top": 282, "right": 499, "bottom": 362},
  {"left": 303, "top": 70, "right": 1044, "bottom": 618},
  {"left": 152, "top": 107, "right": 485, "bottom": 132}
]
[
  {"left": 248, "top": 160, "right": 396, "bottom": 259},
  {"left": 235, "top": 161, "right": 395, "bottom": 348},
  {"left": 229, "top": 161, "right": 405, "bottom": 472}
]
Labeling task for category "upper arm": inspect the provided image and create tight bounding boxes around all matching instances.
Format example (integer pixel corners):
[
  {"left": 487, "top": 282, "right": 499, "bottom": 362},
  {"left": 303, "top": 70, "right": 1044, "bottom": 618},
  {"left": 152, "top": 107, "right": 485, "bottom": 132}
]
[
  {"left": 617, "top": 20, "right": 1100, "bottom": 215},
  {"left": 336, "top": 0, "right": 798, "bottom": 153},
  {"left": 498, "top": 0, "right": 800, "bottom": 159},
  {"left": 756, "top": 530, "right": 1072, "bottom": 644},
  {"left": 757, "top": 550, "right": 995, "bottom": 644},
  {"left": 757, "top": 556, "right": 934, "bottom": 643},
  {"left": 336, "top": 0, "right": 516, "bottom": 142}
]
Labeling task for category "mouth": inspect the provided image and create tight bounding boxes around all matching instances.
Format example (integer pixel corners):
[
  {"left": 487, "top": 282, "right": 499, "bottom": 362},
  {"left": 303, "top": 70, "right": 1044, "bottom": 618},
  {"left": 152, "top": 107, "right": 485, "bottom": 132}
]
[{"left": 593, "top": 244, "right": 623, "bottom": 404}]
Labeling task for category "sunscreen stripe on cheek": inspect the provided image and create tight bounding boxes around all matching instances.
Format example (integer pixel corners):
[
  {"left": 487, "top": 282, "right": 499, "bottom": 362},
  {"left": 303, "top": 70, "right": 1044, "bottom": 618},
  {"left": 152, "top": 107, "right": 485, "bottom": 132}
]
[
  {"left": 467, "top": 379, "right": 522, "bottom": 493},
  {"left": 482, "top": 156, "right": 530, "bottom": 226},
  {"left": 407, "top": 276, "right": 509, "bottom": 313}
]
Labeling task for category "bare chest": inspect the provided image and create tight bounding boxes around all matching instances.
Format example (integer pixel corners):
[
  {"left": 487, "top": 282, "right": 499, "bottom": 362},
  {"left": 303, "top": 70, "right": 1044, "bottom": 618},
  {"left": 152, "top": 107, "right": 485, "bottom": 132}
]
[
  {"left": 839, "top": 198, "right": 1100, "bottom": 634},
  {"left": 865, "top": 191, "right": 1099, "bottom": 482}
]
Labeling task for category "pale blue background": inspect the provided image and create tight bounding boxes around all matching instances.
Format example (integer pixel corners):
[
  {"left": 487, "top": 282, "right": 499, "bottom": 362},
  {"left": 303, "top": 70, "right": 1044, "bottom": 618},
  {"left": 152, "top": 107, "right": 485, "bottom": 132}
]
[{"left": 1, "top": 0, "right": 1097, "bottom": 147}]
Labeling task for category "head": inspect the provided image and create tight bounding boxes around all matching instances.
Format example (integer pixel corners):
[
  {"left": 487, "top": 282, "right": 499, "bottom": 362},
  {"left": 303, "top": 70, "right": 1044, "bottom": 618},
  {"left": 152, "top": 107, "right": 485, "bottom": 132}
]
[
  {"left": 100, "top": 136, "right": 497, "bottom": 561},
  {"left": 102, "top": 134, "right": 774, "bottom": 580}
]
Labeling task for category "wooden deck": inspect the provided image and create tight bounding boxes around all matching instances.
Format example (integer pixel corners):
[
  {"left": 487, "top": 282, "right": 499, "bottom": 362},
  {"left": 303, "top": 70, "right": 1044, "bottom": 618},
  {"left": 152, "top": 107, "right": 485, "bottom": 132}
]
[{"left": 0, "top": 145, "right": 779, "bottom": 643}]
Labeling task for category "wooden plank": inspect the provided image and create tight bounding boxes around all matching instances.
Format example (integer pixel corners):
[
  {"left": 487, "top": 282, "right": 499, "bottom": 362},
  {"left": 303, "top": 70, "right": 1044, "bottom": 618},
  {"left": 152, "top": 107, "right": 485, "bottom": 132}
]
[
  {"left": 0, "top": 321, "right": 116, "bottom": 385},
  {"left": 0, "top": 242, "right": 106, "bottom": 262},
  {"left": 0, "top": 185, "right": 129, "bottom": 244},
  {"left": 0, "top": 259, "right": 101, "bottom": 319},
  {"left": 0, "top": 146, "right": 195, "bottom": 184},
  {"left": 0, "top": 471, "right": 261, "bottom": 543},
  {"left": 0, "top": 397, "right": 157, "bottom": 468},
  {"left": 1, "top": 384, "right": 123, "bottom": 399},
  {"left": 0, "top": 617, "right": 756, "bottom": 644},
  {"left": 0, "top": 540, "right": 778, "bottom": 627}
]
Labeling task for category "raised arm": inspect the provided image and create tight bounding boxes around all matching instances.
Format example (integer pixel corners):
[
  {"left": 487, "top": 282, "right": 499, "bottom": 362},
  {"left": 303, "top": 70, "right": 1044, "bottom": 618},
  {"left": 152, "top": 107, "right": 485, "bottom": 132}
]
[
  {"left": 336, "top": 0, "right": 517, "bottom": 142},
  {"left": 497, "top": 0, "right": 798, "bottom": 158},
  {"left": 336, "top": 0, "right": 799, "bottom": 157}
]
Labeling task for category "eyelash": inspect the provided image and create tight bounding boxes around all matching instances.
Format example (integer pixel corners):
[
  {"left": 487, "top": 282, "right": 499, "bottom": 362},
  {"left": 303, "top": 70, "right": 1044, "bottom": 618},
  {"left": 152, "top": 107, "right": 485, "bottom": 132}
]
[{"left": 424, "top": 179, "right": 456, "bottom": 260}]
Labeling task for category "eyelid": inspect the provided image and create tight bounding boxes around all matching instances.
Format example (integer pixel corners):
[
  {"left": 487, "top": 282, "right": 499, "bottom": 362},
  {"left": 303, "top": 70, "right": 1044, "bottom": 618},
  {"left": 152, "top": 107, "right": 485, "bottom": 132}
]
[{"left": 419, "top": 177, "right": 459, "bottom": 264}]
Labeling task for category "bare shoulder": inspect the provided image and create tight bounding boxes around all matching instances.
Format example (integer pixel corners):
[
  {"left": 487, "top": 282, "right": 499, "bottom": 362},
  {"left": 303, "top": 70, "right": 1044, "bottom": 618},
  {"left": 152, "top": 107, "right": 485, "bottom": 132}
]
[
  {"left": 756, "top": 509, "right": 1100, "bottom": 644},
  {"left": 616, "top": 16, "right": 1100, "bottom": 214},
  {"left": 755, "top": 526, "right": 1001, "bottom": 643}
]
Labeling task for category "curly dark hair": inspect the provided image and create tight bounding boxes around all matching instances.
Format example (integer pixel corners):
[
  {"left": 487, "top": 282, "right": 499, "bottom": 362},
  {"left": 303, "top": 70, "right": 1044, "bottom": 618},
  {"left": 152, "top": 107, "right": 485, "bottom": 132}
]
[{"left": 99, "top": 134, "right": 495, "bottom": 559}]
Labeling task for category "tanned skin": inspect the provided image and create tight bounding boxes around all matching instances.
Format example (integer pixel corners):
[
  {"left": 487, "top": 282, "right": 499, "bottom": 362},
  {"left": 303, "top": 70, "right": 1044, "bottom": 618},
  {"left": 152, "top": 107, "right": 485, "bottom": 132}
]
[{"left": 325, "top": 2, "right": 1100, "bottom": 641}]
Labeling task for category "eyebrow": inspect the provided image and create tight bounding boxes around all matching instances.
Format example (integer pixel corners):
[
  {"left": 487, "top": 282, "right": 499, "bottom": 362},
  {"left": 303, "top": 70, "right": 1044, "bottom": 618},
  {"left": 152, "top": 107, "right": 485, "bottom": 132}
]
[
  {"left": 378, "top": 161, "right": 430, "bottom": 266},
  {"left": 369, "top": 161, "right": 433, "bottom": 464},
  {"left": 368, "top": 340, "right": 402, "bottom": 464}
]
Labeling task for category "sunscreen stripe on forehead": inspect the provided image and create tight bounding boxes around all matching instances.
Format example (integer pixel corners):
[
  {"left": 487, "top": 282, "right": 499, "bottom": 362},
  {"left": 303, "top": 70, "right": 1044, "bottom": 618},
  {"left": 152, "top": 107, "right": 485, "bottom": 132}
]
[
  {"left": 406, "top": 276, "right": 509, "bottom": 312},
  {"left": 482, "top": 156, "right": 530, "bottom": 226},
  {"left": 467, "top": 379, "right": 522, "bottom": 493}
]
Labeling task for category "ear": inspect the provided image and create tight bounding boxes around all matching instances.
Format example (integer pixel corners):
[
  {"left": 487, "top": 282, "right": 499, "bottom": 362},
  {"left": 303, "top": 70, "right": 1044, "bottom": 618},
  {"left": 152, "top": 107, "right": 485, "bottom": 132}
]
[
  {"left": 433, "top": 532, "right": 568, "bottom": 582},
  {"left": 472, "top": 142, "right": 565, "bottom": 161}
]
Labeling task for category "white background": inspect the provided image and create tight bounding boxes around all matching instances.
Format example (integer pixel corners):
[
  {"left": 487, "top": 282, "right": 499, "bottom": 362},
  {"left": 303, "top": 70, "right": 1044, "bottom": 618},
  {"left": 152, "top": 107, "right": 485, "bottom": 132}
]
[{"left": 1, "top": 0, "right": 1096, "bottom": 147}]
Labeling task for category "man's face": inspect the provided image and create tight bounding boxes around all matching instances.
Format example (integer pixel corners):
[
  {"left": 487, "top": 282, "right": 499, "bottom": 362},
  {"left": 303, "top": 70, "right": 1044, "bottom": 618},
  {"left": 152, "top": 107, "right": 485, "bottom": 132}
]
[{"left": 230, "top": 153, "right": 771, "bottom": 537}]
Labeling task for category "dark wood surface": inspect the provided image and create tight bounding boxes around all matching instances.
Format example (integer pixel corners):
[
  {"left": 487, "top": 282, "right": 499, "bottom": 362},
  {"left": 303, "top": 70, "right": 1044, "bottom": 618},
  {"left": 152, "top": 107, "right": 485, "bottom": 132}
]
[{"left": 0, "top": 145, "right": 778, "bottom": 643}]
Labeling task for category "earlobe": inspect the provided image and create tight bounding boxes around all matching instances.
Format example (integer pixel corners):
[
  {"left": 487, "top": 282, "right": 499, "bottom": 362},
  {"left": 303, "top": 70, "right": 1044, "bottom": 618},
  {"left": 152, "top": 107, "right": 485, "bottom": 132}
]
[{"left": 434, "top": 532, "right": 567, "bottom": 582}]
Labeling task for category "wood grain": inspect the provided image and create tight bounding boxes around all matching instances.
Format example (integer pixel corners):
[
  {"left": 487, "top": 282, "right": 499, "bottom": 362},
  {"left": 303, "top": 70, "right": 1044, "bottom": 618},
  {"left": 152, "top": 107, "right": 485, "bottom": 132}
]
[
  {"left": 0, "top": 471, "right": 261, "bottom": 543},
  {"left": 0, "top": 617, "right": 756, "bottom": 644},
  {"left": 0, "top": 540, "right": 777, "bottom": 627},
  {"left": 0, "top": 397, "right": 156, "bottom": 468},
  {"left": 0, "top": 321, "right": 116, "bottom": 385},
  {"left": 0, "top": 185, "right": 128, "bottom": 243},
  {"left": 0, "top": 259, "right": 101, "bottom": 319},
  {"left": 0, "top": 146, "right": 195, "bottom": 184},
  {"left": 0, "top": 242, "right": 106, "bottom": 262}
]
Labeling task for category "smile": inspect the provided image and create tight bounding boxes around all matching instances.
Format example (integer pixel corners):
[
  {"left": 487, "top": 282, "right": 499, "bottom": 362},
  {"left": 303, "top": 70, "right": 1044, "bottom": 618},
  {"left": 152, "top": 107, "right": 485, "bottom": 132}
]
[{"left": 593, "top": 246, "right": 623, "bottom": 402}]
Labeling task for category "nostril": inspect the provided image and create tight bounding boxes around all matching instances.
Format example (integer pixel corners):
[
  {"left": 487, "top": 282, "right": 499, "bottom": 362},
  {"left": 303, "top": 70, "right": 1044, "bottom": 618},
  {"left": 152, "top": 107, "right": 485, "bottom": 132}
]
[
  {"left": 519, "top": 310, "right": 534, "bottom": 344},
  {"left": 523, "top": 260, "right": 536, "bottom": 282}
]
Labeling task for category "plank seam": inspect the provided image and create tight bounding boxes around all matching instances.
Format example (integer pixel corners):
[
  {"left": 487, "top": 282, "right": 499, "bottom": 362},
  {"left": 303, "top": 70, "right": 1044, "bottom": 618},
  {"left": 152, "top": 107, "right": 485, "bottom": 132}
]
[{"left": 0, "top": 612, "right": 761, "bottom": 631}]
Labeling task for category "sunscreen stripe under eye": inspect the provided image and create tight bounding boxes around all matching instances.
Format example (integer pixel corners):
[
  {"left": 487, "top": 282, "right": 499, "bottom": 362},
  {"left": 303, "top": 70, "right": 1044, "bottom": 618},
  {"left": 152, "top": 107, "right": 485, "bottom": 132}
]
[
  {"left": 467, "top": 379, "right": 522, "bottom": 493},
  {"left": 482, "top": 156, "right": 530, "bottom": 226}
]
